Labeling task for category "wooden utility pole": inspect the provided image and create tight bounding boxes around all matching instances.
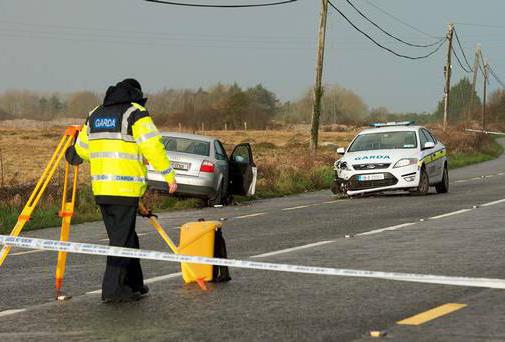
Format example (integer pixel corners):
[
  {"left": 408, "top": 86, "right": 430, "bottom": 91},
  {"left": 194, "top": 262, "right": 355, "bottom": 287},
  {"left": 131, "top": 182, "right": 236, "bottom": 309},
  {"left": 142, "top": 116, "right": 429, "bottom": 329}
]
[
  {"left": 468, "top": 45, "right": 480, "bottom": 126},
  {"left": 482, "top": 63, "right": 489, "bottom": 131},
  {"left": 309, "top": 0, "right": 329, "bottom": 153},
  {"left": 443, "top": 23, "right": 454, "bottom": 131}
]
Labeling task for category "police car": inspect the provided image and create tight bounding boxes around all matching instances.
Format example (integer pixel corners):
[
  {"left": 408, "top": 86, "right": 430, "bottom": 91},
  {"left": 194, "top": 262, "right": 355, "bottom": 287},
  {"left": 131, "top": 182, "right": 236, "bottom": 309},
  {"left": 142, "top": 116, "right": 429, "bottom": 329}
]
[{"left": 331, "top": 122, "right": 449, "bottom": 196}]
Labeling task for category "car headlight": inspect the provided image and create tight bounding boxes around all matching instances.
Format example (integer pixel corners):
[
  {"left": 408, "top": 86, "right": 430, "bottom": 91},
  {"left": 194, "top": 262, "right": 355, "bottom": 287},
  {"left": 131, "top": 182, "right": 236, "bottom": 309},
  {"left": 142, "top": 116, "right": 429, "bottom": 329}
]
[
  {"left": 393, "top": 158, "right": 418, "bottom": 168},
  {"left": 334, "top": 160, "right": 351, "bottom": 171}
]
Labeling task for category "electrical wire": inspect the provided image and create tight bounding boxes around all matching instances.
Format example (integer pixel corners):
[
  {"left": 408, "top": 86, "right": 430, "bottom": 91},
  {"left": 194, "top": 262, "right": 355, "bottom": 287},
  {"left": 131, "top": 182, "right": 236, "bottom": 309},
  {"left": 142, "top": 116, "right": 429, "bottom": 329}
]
[
  {"left": 453, "top": 29, "right": 473, "bottom": 71},
  {"left": 363, "top": 0, "right": 442, "bottom": 39},
  {"left": 451, "top": 45, "right": 472, "bottom": 73},
  {"left": 344, "top": 0, "right": 445, "bottom": 48},
  {"left": 328, "top": 1, "right": 447, "bottom": 60},
  {"left": 488, "top": 65, "right": 505, "bottom": 88},
  {"left": 454, "top": 22, "right": 505, "bottom": 29},
  {"left": 144, "top": 0, "right": 299, "bottom": 8}
]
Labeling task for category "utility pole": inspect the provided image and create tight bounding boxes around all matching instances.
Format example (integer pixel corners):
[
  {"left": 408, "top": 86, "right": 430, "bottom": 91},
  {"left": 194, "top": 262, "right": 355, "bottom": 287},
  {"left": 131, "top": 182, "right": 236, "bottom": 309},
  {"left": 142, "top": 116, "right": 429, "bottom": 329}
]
[
  {"left": 468, "top": 45, "right": 480, "bottom": 127},
  {"left": 482, "top": 62, "right": 489, "bottom": 131},
  {"left": 309, "top": 0, "right": 329, "bottom": 153},
  {"left": 443, "top": 23, "right": 454, "bottom": 132}
]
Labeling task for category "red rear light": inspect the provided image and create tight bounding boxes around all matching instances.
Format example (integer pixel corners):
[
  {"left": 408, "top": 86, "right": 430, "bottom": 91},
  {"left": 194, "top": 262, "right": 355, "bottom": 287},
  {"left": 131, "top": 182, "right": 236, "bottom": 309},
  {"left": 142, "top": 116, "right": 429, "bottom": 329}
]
[{"left": 200, "top": 160, "right": 215, "bottom": 173}]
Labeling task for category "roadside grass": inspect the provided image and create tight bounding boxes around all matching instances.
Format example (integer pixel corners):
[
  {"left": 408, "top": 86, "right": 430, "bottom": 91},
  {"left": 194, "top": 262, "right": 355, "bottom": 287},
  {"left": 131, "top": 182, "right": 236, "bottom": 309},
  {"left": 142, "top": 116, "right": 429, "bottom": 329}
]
[
  {"left": 0, "top": 127, "right": 502, "bottom": 233},
  {"left": 448, "top": 138, "right": 503, "bottom": 169}
]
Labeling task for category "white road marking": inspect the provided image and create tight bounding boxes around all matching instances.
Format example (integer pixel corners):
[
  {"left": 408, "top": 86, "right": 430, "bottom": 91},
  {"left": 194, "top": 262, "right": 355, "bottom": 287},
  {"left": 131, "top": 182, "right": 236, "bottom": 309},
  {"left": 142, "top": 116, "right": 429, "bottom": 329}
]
[
  {"left": 10, "top": 249, "right": 46, "bottom": 256},
  {"left": 429, "top": 209, "right": 473, "bottom": 220},
  {"left": 498, "top": 172, "right": 505, "bottom": 176},
  {"left": 86, "top": 272, "right": 183, "bottom": 294},
  {"left": 323, "top": 200, "right": 341, "bottom": 204},
  {"left": 0, "top": 309, "right": 26, "bottom": 317},
  {"left": 234, "top": 212, "right": 266, "bottom": 219},
  {"left": 454, "top": 180, "right": 468, "bottom": 183},
  {"left": 481, "top": 198, "right": 505, "bottom": 207},
  {"left": 356, "top": 223, "right": 416, "bottom": 236},
  {"left": 282, "top": 205, "right": 312, "bottom": 211},
  {"left": 250, "top": 240, "right": 336, "bottom": 258}
]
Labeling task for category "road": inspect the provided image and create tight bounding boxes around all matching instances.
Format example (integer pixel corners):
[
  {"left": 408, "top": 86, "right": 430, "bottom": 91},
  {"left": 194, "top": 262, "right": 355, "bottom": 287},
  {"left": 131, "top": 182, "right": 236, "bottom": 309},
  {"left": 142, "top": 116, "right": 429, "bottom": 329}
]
[{"left": 0, "top": 139, "right": 504, "bottom": 341}]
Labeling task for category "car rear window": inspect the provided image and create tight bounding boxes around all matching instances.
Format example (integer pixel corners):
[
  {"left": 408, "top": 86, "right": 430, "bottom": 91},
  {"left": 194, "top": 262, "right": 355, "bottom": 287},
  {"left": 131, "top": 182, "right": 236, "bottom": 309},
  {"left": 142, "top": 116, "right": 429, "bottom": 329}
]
[
  {"left": 348, "top": 131, "right": 418, "bottom": 152},
  {"left": 162, "top": 137, "right": 210, "bottom": 156}
]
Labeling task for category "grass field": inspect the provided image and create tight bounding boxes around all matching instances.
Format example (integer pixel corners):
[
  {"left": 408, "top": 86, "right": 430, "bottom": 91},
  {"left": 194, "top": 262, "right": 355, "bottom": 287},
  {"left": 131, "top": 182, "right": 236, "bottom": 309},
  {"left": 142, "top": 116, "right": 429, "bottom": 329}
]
[{"left": 0, "top": 120, "right": 502, "bottom": 233}]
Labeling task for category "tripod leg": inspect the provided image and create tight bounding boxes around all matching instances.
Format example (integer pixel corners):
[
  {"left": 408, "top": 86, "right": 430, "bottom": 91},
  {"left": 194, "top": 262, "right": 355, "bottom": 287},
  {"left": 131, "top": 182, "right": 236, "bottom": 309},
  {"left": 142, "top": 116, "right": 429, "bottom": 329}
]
[
  {"left": 0, "top": 133, "right": 74, "bottom": 267},
  {"left": 55, "top": 163, "right": 79, "bottom": 299}
]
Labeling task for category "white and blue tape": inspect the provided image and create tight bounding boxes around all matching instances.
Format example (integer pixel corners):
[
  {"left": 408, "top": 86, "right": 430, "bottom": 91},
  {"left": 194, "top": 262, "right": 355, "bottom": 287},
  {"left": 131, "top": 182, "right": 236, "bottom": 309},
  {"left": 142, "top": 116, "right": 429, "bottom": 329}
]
[{"left": 1, "top": 235, "right": 505, "bottom": 289}]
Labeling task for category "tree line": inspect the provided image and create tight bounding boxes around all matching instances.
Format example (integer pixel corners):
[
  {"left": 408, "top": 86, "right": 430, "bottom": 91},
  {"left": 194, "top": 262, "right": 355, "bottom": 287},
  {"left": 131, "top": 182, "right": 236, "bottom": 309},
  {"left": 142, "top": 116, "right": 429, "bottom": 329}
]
[{"left": 0, "top": 79, "right": 503, "bottom": 128}]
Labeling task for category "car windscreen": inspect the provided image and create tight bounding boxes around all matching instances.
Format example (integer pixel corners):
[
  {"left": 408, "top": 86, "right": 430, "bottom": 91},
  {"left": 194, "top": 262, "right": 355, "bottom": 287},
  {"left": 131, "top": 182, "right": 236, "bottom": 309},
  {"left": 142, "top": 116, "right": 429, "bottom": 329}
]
[
  {"left": 162, "top": 137, "right": 210, "bottom": 157},
  {"left": 348, "top": 131, "right": 418, "bottom": 152}
]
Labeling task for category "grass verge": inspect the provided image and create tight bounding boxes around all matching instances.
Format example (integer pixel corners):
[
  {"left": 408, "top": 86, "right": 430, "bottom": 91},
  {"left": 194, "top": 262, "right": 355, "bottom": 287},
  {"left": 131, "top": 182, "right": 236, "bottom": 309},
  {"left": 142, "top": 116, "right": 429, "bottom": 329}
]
[{"left": 448, "top": 138, "right": 503, "bottom": 169}]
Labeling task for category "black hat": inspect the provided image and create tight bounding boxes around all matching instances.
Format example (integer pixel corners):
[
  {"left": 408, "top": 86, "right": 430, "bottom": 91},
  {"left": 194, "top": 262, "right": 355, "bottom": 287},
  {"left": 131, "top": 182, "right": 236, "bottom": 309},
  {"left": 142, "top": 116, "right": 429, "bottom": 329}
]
[{"left": 121, "top": 78, "right": 142, "bottom": 92}]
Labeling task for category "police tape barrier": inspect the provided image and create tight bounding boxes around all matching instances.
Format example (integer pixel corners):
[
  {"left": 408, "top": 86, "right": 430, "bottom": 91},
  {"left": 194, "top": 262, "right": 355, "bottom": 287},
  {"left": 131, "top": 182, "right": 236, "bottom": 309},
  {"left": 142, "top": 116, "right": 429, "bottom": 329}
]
[{"left": 2, "top": 235, "right": 505, "bottom": 290}]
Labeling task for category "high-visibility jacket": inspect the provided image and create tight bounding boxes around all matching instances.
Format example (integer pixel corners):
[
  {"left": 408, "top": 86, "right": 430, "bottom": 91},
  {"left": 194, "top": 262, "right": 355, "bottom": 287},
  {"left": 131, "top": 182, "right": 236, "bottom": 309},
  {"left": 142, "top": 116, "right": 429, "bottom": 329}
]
[{"left": 75, "top": 102, "right": 174, "bottom": 204}]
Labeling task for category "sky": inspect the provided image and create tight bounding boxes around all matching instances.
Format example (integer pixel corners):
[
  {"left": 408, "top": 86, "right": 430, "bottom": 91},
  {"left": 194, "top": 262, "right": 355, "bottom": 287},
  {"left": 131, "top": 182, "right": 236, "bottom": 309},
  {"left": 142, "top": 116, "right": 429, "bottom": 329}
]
[{"left": 1, "top": 0, "right": 505, "bottom": 113}]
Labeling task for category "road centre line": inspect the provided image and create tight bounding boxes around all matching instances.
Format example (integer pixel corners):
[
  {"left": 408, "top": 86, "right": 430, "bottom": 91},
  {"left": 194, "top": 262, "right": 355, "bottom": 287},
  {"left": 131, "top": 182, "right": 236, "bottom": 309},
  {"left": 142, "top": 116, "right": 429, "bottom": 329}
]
[
  {"left": 481, "top": 198, "right": 505, "bottom": 207},
  {"left": 250, "top": 240, "right": 336, "bottom": 258},
  {"left": 356, "top": 223, "right": 416, "bottom": 237},
  {"left": 282, "top": 204, "right": 313, "bottom": 211},
  {"left": 0, "top": 309, "right": 27, "bottom": 318},
  {"left": 429, "top": 209, "right": 473, "bottom": 220},
  {"left": 397, "top": 303, "right": 467, "bottom": 325},
  {"left": 234, "top": 212, "right": 266, "bottom": 219}
]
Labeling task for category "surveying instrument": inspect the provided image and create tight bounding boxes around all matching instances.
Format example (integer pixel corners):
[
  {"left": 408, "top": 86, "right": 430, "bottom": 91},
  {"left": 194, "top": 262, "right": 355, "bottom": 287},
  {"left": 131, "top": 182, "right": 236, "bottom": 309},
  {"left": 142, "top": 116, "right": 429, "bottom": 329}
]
[{"left": 0, "top": 125, "right": 208, "bottom": 300}]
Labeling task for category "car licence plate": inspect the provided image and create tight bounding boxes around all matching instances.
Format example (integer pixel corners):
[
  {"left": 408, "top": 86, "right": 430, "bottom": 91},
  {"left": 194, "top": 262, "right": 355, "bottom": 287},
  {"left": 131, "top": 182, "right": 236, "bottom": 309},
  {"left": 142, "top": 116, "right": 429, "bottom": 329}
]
[
  {"left": 357, "top": 174, "right": 385, "bottom": 181},
  {"left": 172, "top": 162, "right": 189, "bottom": 171}
]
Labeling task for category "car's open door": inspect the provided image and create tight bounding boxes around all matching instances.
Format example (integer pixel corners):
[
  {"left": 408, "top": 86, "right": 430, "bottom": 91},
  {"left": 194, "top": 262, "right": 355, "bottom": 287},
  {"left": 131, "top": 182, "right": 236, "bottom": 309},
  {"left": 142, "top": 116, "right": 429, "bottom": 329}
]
[{"left": 229, "top": 143, "right": 257, "bottom": 196}]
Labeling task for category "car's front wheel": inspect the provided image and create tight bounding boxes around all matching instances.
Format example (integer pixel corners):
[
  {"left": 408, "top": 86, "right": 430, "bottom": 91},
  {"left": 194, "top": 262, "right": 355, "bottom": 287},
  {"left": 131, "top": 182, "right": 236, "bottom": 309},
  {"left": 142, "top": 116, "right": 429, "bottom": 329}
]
[
  {"left": 413, "top": 167, "right": 429, "bottom": 195},
  {"left": 435, "top": 165, "right": 449, "bottom": 193}
]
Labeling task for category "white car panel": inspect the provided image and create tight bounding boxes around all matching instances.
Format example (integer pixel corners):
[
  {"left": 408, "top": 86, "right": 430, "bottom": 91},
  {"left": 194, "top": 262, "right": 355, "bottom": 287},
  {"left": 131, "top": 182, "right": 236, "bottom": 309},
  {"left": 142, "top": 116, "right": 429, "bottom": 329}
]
[{"left": 332, "top": 125, "right": 447, "bottom": 196}]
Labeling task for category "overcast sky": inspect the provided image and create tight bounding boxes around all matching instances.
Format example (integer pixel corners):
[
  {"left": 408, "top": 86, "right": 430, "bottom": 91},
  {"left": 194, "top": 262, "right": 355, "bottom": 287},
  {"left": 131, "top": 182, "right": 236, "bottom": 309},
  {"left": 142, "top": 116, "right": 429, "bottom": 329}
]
[{"left": 1, "top": 0, "right": 504, "bottom": 113}]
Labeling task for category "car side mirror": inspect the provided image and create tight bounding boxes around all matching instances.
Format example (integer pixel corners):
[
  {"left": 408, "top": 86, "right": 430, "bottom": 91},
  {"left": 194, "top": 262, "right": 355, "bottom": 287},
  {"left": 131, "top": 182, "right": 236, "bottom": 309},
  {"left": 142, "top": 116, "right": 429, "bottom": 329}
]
[
  {"left": 423, "top": 142, "right": 435, "bottom": 149},
  {"left": 336, "top": 147, "right": 346, "bottom": 155}
]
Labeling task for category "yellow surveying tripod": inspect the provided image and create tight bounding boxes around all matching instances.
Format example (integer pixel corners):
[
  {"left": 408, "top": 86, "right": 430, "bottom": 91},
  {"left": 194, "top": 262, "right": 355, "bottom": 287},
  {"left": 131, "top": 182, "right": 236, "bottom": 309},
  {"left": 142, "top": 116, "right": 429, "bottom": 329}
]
[
  {"left": 0, "top": 125, "right": 208, "bottom": 298},
  {"left": 0, "top": 125, "right": 81, "bottom": 298}
]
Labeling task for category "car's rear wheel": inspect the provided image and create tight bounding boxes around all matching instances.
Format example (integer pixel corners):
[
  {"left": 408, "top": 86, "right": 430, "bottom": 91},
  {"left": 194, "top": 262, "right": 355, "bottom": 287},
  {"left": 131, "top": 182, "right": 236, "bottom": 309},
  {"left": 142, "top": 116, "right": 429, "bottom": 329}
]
[
  {"left": 435, "top": 165, "right": 449, "bottom": 193},
  {"left": 413, "top": 167, "right": 429, "bottom": 195},
  {"left": 208, "top": 181, "right": 225, "bottom": 207}
]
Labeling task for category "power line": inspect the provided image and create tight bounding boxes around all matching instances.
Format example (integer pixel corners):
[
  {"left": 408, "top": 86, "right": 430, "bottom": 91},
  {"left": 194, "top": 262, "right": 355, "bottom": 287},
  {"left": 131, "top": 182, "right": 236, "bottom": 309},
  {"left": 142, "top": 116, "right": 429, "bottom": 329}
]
[
  {"left": 453, "top": 29, "right": 473, "bottom": 71},
  {"left": 488, "top": 65, "right": 505, "bottom": 88},
  {"left": 454, "top": 22, "right": 505, "bottom": 29},
  {"left": 363, "top": 0, "right": 442, "bottom": 39},
  {"left": 144, "top": 0, "right": 299, "bottom": 8},
  {"left": 344, "top": 0, "right": 445, "bottom": 48},
  {"left": 451, "top": 45, "right": 472, "bottom": 73},
  {"left": 328, "top": 1, "right": 446, "bottom": 60}
]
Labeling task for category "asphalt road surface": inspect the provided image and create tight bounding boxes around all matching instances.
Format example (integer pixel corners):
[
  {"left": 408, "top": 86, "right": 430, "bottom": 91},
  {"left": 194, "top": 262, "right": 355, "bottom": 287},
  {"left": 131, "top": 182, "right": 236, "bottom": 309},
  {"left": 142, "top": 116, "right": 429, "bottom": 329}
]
[{"left": 1, "top": 139, "right": 504, "bottom": 341}]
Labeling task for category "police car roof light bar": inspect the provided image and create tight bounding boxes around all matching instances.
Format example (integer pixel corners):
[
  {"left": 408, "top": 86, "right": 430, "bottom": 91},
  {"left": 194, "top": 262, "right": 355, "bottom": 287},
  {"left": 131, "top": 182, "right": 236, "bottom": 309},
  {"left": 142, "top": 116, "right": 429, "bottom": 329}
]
[{"left": 369, "top": 121, "right": 416, "bottom": 128}]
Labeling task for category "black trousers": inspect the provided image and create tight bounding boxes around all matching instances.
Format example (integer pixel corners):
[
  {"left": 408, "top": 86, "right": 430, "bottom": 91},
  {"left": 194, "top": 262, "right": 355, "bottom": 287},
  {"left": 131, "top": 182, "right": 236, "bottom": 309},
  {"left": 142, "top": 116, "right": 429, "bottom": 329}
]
[{"left": 99, "top": 204, "right": 144, "bottom": 299}]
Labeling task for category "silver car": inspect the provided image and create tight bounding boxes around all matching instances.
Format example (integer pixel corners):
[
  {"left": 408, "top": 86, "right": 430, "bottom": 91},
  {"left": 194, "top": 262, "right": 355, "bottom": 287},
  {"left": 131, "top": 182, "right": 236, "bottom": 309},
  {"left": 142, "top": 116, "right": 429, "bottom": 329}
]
[{"left": 147, "top": 132, "right": 257, "bottom": 206}]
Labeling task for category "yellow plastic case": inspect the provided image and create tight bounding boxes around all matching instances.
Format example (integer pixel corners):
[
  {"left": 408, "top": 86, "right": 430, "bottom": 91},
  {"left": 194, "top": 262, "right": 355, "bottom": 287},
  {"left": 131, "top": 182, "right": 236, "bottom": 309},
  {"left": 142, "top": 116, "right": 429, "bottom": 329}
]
[{"left": 178, "top": 221, "right": 223, "bottom": 283}]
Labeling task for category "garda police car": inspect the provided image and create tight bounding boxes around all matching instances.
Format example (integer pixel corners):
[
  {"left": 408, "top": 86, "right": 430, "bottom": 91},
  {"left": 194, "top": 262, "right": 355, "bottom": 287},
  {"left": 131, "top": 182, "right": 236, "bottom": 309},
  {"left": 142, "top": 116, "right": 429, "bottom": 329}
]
[{"left": 331, "top": 122, "right": 449, "bottom": 196}]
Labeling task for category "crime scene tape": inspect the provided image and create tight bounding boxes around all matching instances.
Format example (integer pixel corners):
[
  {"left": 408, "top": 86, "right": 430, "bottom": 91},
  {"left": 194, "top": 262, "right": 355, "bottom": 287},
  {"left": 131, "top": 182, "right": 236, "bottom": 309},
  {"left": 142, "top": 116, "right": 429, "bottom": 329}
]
[{"left": 2, "top": 235, "right": 505, "bottom": 289}]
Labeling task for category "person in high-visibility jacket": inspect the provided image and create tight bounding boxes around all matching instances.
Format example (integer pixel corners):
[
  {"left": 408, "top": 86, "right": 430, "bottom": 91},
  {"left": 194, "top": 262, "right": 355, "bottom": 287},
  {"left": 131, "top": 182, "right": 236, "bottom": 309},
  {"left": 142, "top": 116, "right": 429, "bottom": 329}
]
[{"left": 68, "top": 78, "right": 177, "bottom": 303}]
